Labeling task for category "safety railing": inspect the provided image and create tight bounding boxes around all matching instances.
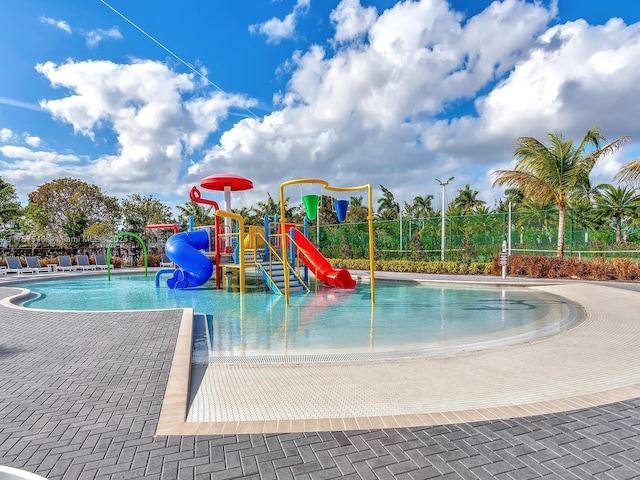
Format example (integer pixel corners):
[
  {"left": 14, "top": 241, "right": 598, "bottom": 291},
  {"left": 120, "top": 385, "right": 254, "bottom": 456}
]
[{"left": 254, "top": 231, "right": 309, "bottom": 297}]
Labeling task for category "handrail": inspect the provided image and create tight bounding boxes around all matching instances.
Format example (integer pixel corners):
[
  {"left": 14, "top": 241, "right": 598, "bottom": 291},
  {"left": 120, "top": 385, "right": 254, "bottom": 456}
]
[
  {"left": 280, "top": 231, "right": 315, "bottom": 291},
  {"left": 255, "top": 232, "right": 309, "bottom": 296},
  {"left": 255, "top": 235, "right": 284, "bottom": 295}
]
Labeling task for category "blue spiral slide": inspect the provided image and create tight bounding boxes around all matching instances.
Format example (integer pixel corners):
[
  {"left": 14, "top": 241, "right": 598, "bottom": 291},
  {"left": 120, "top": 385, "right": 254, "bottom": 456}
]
[{"left": 164, "top": 230, "right": 213, "bottom": 289}]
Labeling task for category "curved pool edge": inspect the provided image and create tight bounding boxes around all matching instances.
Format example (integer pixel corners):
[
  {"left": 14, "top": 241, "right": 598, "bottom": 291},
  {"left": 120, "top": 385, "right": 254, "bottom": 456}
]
[
  {"left": 4, "top": 270, "right": 583, "bottom": 361},
  {"left": 2, "top": 275, "right": 640, "bottom": 435},
  {"left": 165, "top": 281, "right": 640, "bottom": 434}
]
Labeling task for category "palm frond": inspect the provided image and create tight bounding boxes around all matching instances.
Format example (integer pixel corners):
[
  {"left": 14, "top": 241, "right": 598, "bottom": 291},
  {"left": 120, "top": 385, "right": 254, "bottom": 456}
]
[
  {"left": 614, "top": 157, "right": 640, "bottom": 183},
  {"left": 491, "top": 170, "right": 557, "bottom": 204}
]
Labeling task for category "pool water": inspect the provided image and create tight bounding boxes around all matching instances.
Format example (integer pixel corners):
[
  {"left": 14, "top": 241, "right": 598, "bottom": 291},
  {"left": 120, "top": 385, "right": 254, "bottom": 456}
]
[{"left": 14, "top": 274, "right": 578, "bottom": 361}]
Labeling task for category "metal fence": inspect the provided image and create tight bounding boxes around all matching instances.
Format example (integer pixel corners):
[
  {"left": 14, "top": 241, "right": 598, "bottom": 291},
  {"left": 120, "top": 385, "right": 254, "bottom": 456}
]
[{"left": 310, "top": 209, "right": 640, "bottom": 262}]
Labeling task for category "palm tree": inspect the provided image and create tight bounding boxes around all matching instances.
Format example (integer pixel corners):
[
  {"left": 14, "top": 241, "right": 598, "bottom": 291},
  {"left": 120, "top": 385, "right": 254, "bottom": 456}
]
[
  {"left": 518, "top": 198, "right": 557, "bottom": 244},
  {"left": 492, "top": 127, "right": 630, "bottom": 257},
  {"left": 403, "top": 201, "right": 418, "bottom": 219},
  {"left": 451, "top": 184, "right": 485, "bottom": 214},
  {"left": 347, "top": 196, "right": 368, "bottom": 223},
  {"left": 376, "top": 185, "right": 399, "bottom": 220},
  {"left": 255, "top": 193, "right": 296, "bottom": 222},
  {"left": 594, "top": 185, "right": 640, "bottom": 243},
  {"left": 176, "top": 201, "right": 215, "bottom": 228},
  {"left": 568, "top": 180, "right": 605, "bottom": 243},
  {"left": 494, "top": 188, "right": 525, "bottom": 213},
  {"left": 233, "top": 206, "right": 261, "bottom": 225},
  {"left": 412, "top": 195, "right": 435, "bottom": 218},
  {"left": 349, "top": 196, "right": 364, "bottom": 208}
]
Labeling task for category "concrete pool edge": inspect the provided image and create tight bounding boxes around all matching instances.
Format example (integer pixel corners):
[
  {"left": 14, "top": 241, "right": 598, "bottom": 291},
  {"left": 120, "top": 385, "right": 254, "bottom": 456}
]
[
  {"left": 158, "top": 384, "right": 640, "bottom": 435},
  {"left": 157, "top": 308, "right": 194, "bottom": 434},
  {"left": 157, "top": 281, "right": 640, "bottom": 435}
]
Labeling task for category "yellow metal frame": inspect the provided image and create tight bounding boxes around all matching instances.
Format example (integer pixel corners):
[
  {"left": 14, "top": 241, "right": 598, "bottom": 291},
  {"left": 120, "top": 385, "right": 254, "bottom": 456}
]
[
  {"left": 279, "top": 179, "right": 375, "bottom": 305},
  {"left": 255, "top": 231, "right": 309, "bottom": 294},
  {"left": 215, "top": 210, "right": 246, "bottom": 292}
]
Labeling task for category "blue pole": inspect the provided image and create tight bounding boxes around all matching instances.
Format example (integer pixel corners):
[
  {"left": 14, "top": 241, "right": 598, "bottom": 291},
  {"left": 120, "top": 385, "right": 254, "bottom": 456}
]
[
  {"left": 274, "top": 214, "right": 279, "bottom": 249},
  {"left": 289, "top": 227, "right": 295, "bottom": 264}
]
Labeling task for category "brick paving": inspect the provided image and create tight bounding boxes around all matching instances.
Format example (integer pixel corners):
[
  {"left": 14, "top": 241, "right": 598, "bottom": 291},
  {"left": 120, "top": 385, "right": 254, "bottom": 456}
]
[{"left": 1, "top": 284, "right": 640, "bottom": 479}]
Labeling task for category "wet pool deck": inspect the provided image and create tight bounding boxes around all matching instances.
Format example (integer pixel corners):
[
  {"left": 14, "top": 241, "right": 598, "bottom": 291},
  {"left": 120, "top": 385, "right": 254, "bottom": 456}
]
[{"left": 1, "top": 269, "right": 640, "bottom": 479}]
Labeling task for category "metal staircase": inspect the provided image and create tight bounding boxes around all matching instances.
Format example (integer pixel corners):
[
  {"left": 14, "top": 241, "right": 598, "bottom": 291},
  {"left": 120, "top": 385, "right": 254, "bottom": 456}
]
[
  {"left": 236, "top": 232, "right": 309, "bottom": 296},
  {"left": 257, "top": 260, "right": 307, "bottom": 295}
]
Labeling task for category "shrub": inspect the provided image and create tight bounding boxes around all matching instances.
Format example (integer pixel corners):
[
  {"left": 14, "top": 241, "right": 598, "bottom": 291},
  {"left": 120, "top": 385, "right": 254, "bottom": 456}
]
[
  {"left": 329, "top": 258, "right": 492, "bottom": 276},
  {"left": 490, "top": 254, "right": 640, "bottom": 281},
  {"left": 611, "top": 257, "right": 637, "bottom": 280},
  {"left": 587, "top": 256, "right": 615, "bottom": 280},
  {"left": 141, "top": 254, "right": 161, "bottom": 267}
]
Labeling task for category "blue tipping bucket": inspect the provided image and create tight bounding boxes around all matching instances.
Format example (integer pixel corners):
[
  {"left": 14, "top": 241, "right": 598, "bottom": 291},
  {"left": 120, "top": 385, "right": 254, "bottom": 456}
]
[{"left": 334, "top": 200, "right": 348, "bottom": 223}]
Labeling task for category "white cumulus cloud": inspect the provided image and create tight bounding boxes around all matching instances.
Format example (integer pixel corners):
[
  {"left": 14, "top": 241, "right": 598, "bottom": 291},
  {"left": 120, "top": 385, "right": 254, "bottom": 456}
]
[
  {"left": 0, "top": 128, "right": 15, "bottom": 142},
  {"left": 32, "top": 59, "right": 254, "bottom": 197},
  {"left": 84, "top": 26, "right": 123, "bottom": 47},
  {"left": 330, "top": 0, "right": 378, "bottom": 43},
  {"left": 249, "top": 0, "right": 311, "bottom": 44},
  {"left": 191, "top": 0, "right": 558, "bottom": 202},
  {"left": 187, "top": 0, "right": 640, "bottom": 207},
  {"left": 5, "top": 0, "right": 640, "bottom": 210},
  {"left": 39, "top": 16, "right": 72, "bottom": 34},
  {"left": 24, "top": 135, "right": 42, "bottom": 148}
]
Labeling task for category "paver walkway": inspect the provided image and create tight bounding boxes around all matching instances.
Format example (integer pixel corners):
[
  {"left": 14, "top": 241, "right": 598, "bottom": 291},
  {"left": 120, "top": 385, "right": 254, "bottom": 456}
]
[{"left": 1, "top": 277, "right": 640, "bottom": 479}]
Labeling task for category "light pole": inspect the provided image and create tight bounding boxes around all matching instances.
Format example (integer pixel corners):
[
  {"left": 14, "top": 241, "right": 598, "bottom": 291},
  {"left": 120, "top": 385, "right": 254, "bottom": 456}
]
[{"left": 435, "top": 176, "right": 454, "bottom": 261}]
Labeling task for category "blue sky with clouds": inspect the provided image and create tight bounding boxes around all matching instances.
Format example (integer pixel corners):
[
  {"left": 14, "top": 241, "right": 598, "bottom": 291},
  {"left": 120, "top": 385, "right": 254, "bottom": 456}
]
[{"left": 2, "top": 0, "right": 640, "bottom": 212}]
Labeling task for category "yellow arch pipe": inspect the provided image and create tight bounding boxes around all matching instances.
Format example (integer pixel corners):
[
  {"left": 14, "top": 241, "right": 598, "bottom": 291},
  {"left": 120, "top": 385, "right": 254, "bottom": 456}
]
[
  {"left": 216, "top": 210, "right": 246, "bottom": 293},
  {"left": 279, "top": 178, "right": 375, "bottom": 305}
]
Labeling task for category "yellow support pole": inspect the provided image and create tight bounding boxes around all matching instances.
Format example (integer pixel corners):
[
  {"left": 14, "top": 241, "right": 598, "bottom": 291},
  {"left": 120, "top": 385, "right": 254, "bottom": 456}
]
[{"left": 215, "top": 210, "right": 246, "bottom": 293}]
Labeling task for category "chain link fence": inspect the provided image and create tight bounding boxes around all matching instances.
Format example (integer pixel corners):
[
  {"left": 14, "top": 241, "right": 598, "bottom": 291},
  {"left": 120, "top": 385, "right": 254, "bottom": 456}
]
[{"left": 310, "top": 208, "right": 640, "bottom": 262}]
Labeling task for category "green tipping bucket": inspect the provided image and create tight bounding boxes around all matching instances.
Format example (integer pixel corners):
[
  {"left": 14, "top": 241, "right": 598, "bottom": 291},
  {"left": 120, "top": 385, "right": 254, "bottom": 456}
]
[{"left": 302, "top": 194, "right": 319, "bottom": 220}]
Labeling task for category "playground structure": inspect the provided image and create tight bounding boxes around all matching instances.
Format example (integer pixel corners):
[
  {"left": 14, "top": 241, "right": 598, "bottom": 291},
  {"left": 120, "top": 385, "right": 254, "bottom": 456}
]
[
  {"left": 279, "top": 179, "right": 375, "bottom": 304},
  {"left": 151, "top": 175, "right": 376, "bottom": 305}
]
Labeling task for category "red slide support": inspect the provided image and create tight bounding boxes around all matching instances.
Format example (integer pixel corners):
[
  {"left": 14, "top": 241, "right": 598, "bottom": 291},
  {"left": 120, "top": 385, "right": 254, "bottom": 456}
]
[{"left": 292, "top": 229, "right": 356, "bottom": 289}]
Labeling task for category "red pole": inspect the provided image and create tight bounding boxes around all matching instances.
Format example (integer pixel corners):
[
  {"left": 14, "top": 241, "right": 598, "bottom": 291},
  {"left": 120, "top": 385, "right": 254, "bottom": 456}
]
[{"left": 189, "top": 186, "right": 222, "bottom": 289}]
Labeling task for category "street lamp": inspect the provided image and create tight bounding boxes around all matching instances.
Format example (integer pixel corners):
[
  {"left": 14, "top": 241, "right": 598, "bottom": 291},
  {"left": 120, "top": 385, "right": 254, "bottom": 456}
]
[{"left": 435, "top": 176, "right": 454, "bottom": 261}]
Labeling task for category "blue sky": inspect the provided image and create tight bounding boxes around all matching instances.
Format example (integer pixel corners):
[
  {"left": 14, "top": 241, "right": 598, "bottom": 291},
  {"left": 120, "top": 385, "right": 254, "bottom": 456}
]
[{"left": 2, "top": 0, "right": 640, "bottom": 213}]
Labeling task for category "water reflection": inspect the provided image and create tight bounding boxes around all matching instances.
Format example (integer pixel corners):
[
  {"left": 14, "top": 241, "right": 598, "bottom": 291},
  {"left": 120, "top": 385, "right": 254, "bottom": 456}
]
[{"left": 204, "top": 284, "right": 576, "bottom": 360}]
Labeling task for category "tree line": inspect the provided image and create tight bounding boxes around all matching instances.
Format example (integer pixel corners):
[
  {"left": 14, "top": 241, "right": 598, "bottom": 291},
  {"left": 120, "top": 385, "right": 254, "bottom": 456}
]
[{"left": 1, "top": 126, "right": 639, "bottom": 257}]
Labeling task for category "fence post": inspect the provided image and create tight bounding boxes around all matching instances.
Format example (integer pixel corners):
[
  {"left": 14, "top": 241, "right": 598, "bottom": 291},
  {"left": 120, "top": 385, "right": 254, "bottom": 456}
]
[{"left": 569, "top": 210, "right": 573, "bottom": 257}]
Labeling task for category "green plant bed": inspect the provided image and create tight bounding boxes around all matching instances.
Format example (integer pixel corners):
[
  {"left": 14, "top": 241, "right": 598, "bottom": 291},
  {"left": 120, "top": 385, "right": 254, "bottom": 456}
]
[{"left": 329, "top": 259, "right": 492, "bottom": 275}]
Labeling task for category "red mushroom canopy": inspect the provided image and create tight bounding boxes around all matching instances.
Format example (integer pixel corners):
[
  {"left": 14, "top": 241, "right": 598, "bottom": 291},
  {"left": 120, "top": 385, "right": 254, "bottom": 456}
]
[{"left": 200, "top": 173, "right": 253, "bottom": 191}]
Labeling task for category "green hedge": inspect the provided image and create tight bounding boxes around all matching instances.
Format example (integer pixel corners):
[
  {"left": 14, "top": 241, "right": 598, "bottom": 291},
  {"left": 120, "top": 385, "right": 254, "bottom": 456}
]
[{"left": 329, "top": 259, "right": 492, "bottom": 275}]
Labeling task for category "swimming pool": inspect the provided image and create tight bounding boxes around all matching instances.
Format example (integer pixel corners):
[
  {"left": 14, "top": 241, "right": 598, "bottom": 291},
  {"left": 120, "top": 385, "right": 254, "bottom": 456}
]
[{"left": 11, "top": 273, "right": 579, "bottom": 361}]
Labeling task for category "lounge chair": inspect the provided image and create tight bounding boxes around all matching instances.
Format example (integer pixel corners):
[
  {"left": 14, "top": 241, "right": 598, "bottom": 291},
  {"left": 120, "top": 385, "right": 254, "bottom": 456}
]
[
  {"left": 160, "top": 253, "right": 174, "bottom": 267},
  {"left": 94, "top": 254, "right": 109, "bottom": 270},
  {"left": 26, "top": 256, "right": 50, "bottom": 273},
  {"left": 5, "top": 256, "right": 39, "bottom": 274},
  {"left": 75, "top": 254, "right": 97, "bottom": 271},
  {"left": 58, "top": 255, "right": 76, "bottom": 271}
]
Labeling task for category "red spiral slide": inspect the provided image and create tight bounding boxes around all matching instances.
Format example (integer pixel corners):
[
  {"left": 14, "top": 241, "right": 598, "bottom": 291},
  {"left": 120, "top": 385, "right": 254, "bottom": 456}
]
[{"left": 292, "top": 229, "right": 356, "bottom": 289}]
